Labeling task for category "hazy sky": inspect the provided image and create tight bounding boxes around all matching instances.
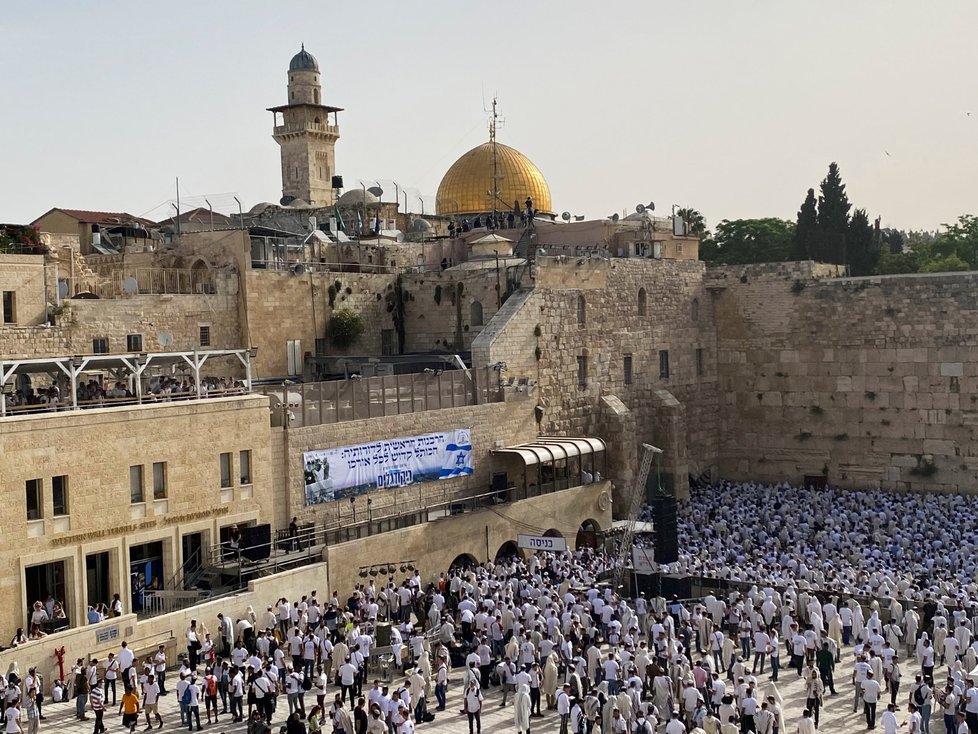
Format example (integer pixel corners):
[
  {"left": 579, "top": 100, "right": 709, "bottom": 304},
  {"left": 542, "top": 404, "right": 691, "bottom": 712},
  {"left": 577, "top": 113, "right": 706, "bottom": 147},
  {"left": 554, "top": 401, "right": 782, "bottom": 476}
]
[{"left": 2, "top": 1, "right": 976, "bottom": 231}]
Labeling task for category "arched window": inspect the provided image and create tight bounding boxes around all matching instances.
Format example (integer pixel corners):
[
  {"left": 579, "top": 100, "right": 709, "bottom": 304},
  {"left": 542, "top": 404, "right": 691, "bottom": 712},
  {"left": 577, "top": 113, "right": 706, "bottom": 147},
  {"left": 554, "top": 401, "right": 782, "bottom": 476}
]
[
  {"left": 314, "top": 89, "right": 320, "bottom": 105},
  {"left": 638, "top": 287, "right": 647, "bottom": 316},
  {"left": 577, "top": 295, "right": 586, "bottom": 325},
  {"left": 470, "top": 300, "right": 484, "bottom": 327},
  {"left": 314, "top": 116, "right": 321, "bottom": 124},
  {"left": 692, "top": 297, "right": 700, "bottom": 322}
]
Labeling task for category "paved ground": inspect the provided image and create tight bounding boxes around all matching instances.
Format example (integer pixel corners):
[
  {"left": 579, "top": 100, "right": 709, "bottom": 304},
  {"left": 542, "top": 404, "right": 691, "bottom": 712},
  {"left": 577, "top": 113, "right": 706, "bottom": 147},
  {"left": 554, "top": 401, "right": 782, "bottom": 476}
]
[{"left": 34, "top": 646, "right": 938, "bottom": 733}]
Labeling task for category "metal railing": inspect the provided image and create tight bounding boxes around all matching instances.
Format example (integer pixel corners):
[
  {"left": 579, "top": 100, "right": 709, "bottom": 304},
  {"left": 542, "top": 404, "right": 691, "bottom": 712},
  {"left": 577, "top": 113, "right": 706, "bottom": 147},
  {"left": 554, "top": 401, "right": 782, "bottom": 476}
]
[
  {"left": 3, "top": 387, "right": 248, "bottom": 418},
  {"left": 66, "top": 267, "right": 219, "bottom": 298},
  {"left": 257, "top": 369, "right": 498, "bottom": 428}
]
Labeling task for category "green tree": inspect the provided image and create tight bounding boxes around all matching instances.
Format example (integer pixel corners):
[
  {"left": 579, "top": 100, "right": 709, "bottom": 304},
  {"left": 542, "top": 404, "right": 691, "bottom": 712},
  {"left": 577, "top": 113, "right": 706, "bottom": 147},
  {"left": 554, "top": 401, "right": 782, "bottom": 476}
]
[
  {"left": 920, "top": 254, "right": 969, "bottom": 273},
  {"left": 847, "top": 208, "right": 880, "bottom": 276},
  {"left": 932, "top": 215, "right": 978, "bottom": 268},
  {"left": 699, "top": 218, "right": 796, "bottom": 264},
  {"left": 878, "top": 249, "right": 920, "bottom": 274},
  {"left": 814, "top": 162, "right": 851, "bottom": 264},
  {"left": 793, "top": 188, "right": 817, "bottom": 260},
  {"left": 676, "top": 207, "right": 708, "bottom": 238}
]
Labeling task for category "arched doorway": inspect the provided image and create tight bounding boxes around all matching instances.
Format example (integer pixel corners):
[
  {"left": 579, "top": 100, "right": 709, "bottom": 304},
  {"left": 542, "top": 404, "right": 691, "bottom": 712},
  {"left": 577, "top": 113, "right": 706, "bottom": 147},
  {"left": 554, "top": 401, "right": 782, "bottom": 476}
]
[
  {"left": 576, "top": 519, "right": 601, "bottom": 549},
  {"left": 449, "top": 553, "right": 478, "bottom": 572},
  {"left": 543, "top": 528, "right": 564, "bottom": 539},
  {"left": 494, "top": 541, "right": 522, "bottom": 562}
]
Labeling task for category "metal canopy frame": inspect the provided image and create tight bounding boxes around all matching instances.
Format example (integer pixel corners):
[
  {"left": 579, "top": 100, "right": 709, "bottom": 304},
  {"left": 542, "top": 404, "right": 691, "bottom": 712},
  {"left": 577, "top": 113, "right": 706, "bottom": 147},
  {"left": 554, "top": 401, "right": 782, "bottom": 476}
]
[
  {"left": 491, "top": 436, "right": 608, "bottom": 495},
  {"left": 0, "top": 347, "right": 257, "bottom": 417}
]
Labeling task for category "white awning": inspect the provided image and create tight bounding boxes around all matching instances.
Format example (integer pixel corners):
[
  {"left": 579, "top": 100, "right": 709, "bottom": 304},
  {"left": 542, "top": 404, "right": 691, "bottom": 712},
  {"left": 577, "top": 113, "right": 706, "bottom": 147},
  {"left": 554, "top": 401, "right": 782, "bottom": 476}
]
[{"left": 492, "top": 436, "right": 607, "bottom": 466}]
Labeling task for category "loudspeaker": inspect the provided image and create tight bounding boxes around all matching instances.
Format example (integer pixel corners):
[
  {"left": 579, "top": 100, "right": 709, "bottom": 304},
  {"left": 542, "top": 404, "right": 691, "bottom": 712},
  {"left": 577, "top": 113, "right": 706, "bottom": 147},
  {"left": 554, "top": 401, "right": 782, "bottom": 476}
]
[
  {"left": 375, "top": 622, "right": 391, "bottom": 648},
  {"left": 240, "top": 523, "right": 271, "bottom": 561},
  {"left": 651, "top": 495, "right": 679, "bottom": 564},
  {"left": 331, "top": 175, "right": 344, "bottom": 189}
]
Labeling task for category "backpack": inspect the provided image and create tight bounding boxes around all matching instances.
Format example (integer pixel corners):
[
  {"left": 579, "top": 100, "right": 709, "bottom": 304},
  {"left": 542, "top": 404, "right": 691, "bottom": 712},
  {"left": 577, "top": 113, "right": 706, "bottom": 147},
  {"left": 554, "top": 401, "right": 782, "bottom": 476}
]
[
  {"left": 913, "top": 685, "right": 925, "bottom": 706},
  {"left": 181, "top": 686, "right": 193, "bottom": 705},
  {"left": 301, "top": 675, "right": 312, "bottom": 691}
]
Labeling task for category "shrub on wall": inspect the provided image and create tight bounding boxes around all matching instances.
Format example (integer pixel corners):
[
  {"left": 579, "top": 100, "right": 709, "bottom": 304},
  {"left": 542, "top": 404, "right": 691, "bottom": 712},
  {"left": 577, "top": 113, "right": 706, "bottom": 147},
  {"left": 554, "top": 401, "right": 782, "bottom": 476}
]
[{"left": 328, "top": 308, "right": 364, "bottom": 348}]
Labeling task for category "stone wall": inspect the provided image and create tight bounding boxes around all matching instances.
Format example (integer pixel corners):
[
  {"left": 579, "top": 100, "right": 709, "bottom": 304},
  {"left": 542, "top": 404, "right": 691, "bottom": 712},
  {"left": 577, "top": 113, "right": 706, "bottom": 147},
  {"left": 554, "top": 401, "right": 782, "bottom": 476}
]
[
  {"left": 282, "top": 400, "right": 538, "bottom": 527},
  {"left": 243, "top": 270, "right": 392, "bottom": 378},
  {"left": 714, "top": 265, "right": 978, "bottom": 492},
  {"left": 473, "top": 257, "right": 720, "bottom": 501},
  {"left": 0, "top": 254, "right": 48, "bottom": 326},
  {"left": 0, "top": 396, "right": 272, "bottom": 639},
  {"left": 401, "top": 269, "right": 504, "bottom": 353},
  {"left": 324, "top": 481, "right": 612, "bottom": 596}
]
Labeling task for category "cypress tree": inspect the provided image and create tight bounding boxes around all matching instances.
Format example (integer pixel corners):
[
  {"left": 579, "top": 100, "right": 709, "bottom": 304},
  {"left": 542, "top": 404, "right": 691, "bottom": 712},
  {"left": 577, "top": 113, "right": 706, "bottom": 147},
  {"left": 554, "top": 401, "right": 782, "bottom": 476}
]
[
  {"left": 793, "top": 188, "right": 817, "bottom": 260},
  {"left": 815, "top": 162, "right": 851, "bottom": 264}
]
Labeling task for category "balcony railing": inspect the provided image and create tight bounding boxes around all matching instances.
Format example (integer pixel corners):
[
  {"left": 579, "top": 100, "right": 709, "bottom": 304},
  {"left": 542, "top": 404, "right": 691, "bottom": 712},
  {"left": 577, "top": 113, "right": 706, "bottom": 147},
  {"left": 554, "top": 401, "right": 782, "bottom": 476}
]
[
  {"left": 257, "top": 369, "right": 499, "bottom": 428},
  {"left": 66, "top": 267, "right": 220, "bottom": 298}
]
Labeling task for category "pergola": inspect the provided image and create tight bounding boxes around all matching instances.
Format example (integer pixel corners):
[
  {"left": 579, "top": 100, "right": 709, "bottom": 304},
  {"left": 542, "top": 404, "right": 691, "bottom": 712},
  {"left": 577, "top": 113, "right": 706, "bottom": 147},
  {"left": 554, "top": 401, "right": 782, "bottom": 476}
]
[
  {"left": 491, "top": 436, "right": 608, "bottom": 494},
  {"left": 0, "top": 348, "right": 257, "bottom": 417}
]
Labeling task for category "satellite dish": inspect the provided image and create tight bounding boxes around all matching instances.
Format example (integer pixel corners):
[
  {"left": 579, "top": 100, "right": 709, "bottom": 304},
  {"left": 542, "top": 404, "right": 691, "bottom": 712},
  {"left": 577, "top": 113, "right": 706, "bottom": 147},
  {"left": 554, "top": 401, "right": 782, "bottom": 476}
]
[
  {"left": 561, "top": 212, "right": 571, "bottom": 222},
  {"left": 610, "top": 213, "right": 620, "bottom": 223},
  {"left": 635, "top": 204, "right": 646, "bottom": 214},
  {"left": 280, "top": 195, "right": 296, "bottom": 206},
  {"left": 122, "top": 276, "right": 138, "bottom": 295},
  {"left": 367, "top": 186, "right": 384, "bottom": 198},
  {"left": 290, "top": 263, "right": 307, "bottom": 277},
  {"left": 157, "top": 333, "right": 173, "bottom": 347},
  {"left": 57, "top": 280, "right": 69, "bottom": 299}
]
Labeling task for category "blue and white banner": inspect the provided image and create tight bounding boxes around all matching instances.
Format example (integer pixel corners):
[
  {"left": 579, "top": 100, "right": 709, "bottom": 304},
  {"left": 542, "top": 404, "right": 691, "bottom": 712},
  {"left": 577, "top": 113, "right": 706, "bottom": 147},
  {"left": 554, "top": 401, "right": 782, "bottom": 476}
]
[{"left": 303, "top": 428, "right": 473, "bottom": 505}]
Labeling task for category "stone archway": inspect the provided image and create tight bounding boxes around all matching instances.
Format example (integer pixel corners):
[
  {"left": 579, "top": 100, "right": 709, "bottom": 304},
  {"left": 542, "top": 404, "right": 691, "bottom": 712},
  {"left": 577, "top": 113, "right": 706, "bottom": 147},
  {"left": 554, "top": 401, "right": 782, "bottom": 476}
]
[
  {"left": 576, "top": 519, "right": 601, "bottom": 549},
  {"left": 449, "top": 553, "right": 479, "bottom": 572},
  {"left": 543, "top": 528, "right": 564, "bottom": 539},
  {"left": 494, "top": 540, "right": 522, "bottom": 562}
]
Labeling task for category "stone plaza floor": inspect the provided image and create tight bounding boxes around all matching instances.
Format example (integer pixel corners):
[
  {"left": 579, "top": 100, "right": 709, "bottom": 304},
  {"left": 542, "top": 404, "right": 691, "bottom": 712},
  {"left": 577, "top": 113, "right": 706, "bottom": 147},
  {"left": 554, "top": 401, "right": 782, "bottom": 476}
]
[{"left": 32, "top": 647, "right": 938, "bottom": 734}]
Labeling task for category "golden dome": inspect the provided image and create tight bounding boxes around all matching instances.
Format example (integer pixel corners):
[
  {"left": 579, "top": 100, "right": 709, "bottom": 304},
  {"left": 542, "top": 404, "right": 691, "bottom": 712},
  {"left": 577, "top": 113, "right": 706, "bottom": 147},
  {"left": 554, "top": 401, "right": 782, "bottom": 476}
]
[{"left": 436, "top": 142, "right": 553, "bottom": 216}]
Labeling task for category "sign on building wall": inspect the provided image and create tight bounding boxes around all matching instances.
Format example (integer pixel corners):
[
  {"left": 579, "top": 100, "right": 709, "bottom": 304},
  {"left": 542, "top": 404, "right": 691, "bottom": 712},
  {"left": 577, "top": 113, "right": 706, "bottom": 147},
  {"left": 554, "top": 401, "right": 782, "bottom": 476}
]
[
  {"left": 631, "top": 546, "right": 657, "bottom": 575},
  {"left": 303, "top": 428, "right": 473, "bottom": 505},
  {"left": 517, "top": 534, "right": 567, "bottom": 553}
]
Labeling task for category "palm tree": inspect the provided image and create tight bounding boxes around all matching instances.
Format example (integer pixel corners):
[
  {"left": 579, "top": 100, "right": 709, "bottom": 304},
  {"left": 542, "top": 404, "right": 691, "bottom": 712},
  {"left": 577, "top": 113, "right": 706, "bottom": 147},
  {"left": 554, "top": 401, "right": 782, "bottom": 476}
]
[{"left": 676, "top": 207, "right": 707, "bottom": 238}]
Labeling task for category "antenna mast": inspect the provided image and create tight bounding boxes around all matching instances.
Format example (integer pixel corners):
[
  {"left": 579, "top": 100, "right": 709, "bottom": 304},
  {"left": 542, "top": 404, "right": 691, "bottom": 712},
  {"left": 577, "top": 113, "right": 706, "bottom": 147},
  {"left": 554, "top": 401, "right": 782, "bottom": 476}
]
[{"left": 489, "top": 97, "right": 502, "bottom": 227}]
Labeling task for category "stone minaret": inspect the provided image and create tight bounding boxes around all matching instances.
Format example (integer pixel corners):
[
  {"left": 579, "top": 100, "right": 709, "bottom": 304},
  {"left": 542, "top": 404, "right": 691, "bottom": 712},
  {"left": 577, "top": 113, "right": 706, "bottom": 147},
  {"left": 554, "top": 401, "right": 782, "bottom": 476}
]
[{"left": 267, "top": 45, "right": 342, "bottom": 206}]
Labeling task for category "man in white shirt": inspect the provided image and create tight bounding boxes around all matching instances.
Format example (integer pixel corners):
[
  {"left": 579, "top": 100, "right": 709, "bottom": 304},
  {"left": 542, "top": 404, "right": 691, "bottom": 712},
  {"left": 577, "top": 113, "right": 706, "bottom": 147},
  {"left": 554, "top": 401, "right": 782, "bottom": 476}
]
[
  {"left": 861, "top": 671, "right": 881, "bottom": 729},
  {"left": 665, "top": 710, "right": 686, "bottom": 734},
  {"left": 796, "top": 708, "right": 816, "bottom": 734},
  {"left": 880, "top": 703, "right": 898, "bottom": 734}
]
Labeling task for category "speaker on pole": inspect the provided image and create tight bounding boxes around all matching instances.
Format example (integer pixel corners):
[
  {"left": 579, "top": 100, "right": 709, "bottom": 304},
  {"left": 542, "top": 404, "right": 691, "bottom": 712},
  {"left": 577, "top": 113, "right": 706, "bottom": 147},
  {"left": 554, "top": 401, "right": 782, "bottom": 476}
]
[{"left": 651, "top": 494, "right": 679, "bottom": 564}]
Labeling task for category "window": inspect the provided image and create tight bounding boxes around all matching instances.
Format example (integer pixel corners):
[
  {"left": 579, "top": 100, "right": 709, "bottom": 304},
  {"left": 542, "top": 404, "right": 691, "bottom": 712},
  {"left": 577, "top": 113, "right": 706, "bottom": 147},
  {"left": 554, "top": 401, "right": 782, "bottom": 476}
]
[
  {"left": 220, "top": 453, "right": 232, "bottom": 488},
  {"left": 470, "top": 301, "right": 484, "bottom": 327},
  {"left": 696, "top": 348, "right": 704, "bottom": 377},
  {"left": 2, "top": 291, "right": 15, "bottom": 324},
  {"left": 637, "top": 288, "right": 647, "bottom": 316},
  {"left": 240, "top": 450, "right": 252, "bottom": 485},
  {"left": 152, "top": 462, "right": 167, "bottom": 500},
  {"left": 126, "top": 334, "right": 143, "bottom": 352},
  {"left": 576, "top": 295, "right": 586, "bottom": 325},
  {"left": 624, "top": 354, "right": 633, "bottom": 385},
  {"left": 25, "top": 479, "right": 42, "bottom": 520},
  {"left": 198, "top": 324, "right": 211, "bottom": 347},
  {"left": 92, "top": 337, "right": 109, "bottom": 354},
  {"left": 52, "top": 475, "right": 69, "bottom": 516},
  {"left": 577, "top": 354, "right": 588, "bottom": 388},
  {"left": 659, "top": 350, "right": 670, "bottom": 379},
  {"left": 692, "top": 298, "right": 700, "bottom": 322},
  {"left": 130, "top": 465, "right": 144, "bottom": 504}
]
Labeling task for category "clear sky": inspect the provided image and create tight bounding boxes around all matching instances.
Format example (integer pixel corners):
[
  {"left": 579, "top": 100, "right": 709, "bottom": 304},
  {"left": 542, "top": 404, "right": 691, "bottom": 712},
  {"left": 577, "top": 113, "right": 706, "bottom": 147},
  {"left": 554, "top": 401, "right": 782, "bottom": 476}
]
[{"left": 2, "top": 1, "right": 975, "bottom": 231}]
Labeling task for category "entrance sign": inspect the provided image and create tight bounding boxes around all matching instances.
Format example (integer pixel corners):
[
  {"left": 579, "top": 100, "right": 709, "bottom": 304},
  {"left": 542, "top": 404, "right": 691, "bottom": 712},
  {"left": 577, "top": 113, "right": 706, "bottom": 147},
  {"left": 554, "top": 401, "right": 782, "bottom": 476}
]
[
  {"left": 303, "top": 428, "right": 473, "bottom": 505},
  {"left": 517, "top": 534, "right": 567, "bottom": 552}
]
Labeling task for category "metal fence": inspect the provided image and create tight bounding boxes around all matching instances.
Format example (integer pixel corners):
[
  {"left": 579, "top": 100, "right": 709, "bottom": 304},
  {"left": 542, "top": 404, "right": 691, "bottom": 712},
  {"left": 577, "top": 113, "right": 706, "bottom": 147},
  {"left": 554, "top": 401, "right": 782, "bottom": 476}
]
[
  {"left": 257, "top": 368, "right": 498, "bottom": 428},
  {"left": 67, "top": 267, "right": 218, "bottom": 298}
]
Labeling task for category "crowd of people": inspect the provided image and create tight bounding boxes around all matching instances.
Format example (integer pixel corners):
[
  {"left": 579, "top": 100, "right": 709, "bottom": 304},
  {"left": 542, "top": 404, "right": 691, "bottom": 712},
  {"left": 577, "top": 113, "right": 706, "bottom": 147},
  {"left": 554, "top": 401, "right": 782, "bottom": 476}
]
[
  {"left": 4, "top": 481, "right": 978, "bottom": 734},
  {"left": 664, "top": 480, "right": 978, "bottom": 601}
]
